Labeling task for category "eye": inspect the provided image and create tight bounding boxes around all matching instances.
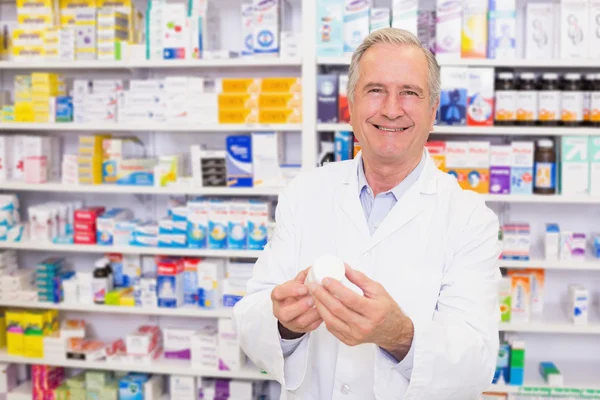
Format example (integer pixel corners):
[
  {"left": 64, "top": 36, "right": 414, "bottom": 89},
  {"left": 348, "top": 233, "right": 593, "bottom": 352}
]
[
  {"left": 402, "top": 91, "right": 418, "bottom": 96},
  {"left": 368, "top": 88, "right": 383, "bottom": 93}
]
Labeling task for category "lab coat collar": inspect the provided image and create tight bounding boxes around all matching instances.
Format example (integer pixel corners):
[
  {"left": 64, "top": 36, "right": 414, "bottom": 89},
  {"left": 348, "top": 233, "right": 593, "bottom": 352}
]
[{"left": 340, "top": 149, "right": 438, "bottom": 253}]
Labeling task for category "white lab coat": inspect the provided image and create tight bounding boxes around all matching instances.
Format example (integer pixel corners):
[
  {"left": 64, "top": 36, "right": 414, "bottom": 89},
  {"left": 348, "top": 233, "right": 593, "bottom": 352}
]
[{"left": 233, "top": 150, "right": 501, "bottom": 400}]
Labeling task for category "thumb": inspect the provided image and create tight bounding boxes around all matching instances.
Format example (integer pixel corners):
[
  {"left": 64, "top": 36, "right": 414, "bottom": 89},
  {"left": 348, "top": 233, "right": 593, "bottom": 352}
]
[
  {"left": 295, "top": 267, "right": 310, "bottom": 284},
  {"left": 345, "top": 264, "right": 377, "bottom": 296}
]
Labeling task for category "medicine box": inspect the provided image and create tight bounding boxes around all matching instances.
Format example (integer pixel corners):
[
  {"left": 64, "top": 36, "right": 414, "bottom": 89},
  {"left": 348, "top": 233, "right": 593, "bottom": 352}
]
[
  {"left": 590, "top": 1, "right": 600, "bottom": 59},
  {"left": 226, "top": 135, "right": 253, "bottom": 187},
  {"left": 392, "top": 0, "right": 418, "bottom": 35},
  {"left": 438, "top": 67, "right": 468, "bottom": 126},
  {"left": 253, "top": 0, "right": 279, "bottom": 57},
  {"left": 197, "top": 259, "right": 225, "bottom": 309},
  {"left": 436, "top": 0, "right": 462, "bottom": 60},
  {"left": 317, "top": 0, "right": 344, "bottom": 57},
  {"left": 510, "top": 141, "right": 534, "bottom": 195},
  {"left": 466, "top": 68, "right": 494, "bottom": 126},
  {"left": 525, "top": 3, "right": 555, "bottom": 60},
  {"left": 445, "top": 141, "right": 469, "bottom": 190},
  {"left": 487, "top": 0, "right": 516, "bottom": 59},
  {"left": 561, "top": 136, "right": 589, "bottom": 195},
  {"left": 317, "top": 75, "right": 339, "bottom": 123},
  {"left": 466, "top": 141, "right": 490, "bottom": 194},
  {"left": 217, "top": 318, "right": 246, "bottom": 371},
  {"left": 560, "top": 1, "right": 588, "bottom": 60},
  {"left": 589, "top": 136, "right": 600, "bottom": 195},
  {"left": 343, "top": 0, "right": 369, "bottom": 54},
  {"left": 489, "top": 145, "right": 511, "bottom": 194},
  {"left": 461, "top": 1, "right": 487, "bottom": 59}
]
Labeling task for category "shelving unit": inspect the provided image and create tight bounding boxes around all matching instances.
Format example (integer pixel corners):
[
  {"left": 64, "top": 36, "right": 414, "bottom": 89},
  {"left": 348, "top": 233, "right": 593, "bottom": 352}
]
[
  {"left": 500, "top": 306, "right": 600, "bottom": 334},
  {"left": 317, "top": 123, "right": 600, "bottom": 136},
  {"left": 0, "top": 350, "right": 271, "bottom": 380},
  {"left": 0, "top": 182, "right": 282, "bottom": 196},
  {"left": 0, "top": 122, "right": 302, "bottom": 132},
  {"left": 0, "top": 300, "right": 234, "bottom": 318},
  {"left": 0, "top": 241, "right": 261, "bottom": 258},
  {"left": 499, "top": 259, "right": 600, "bottom": 271}
]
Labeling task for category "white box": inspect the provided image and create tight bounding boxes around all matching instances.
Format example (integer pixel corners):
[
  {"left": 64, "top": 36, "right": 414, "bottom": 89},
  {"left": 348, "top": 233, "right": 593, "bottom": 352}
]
[
  {"left": 0, "top": 136, "right": 13, "bottom": 181},
  {"left": 392, "top": 0, "right": 417, "bottom": 35},
  {"left": 253, "top": 0, "right": 279, "bottom": 57},
  {"left": 170, "top": 376, "right": 196, "bottom": 400},
  {"left": 218, "top": 318, "right": 246, "bottom": 371},
  {"left": 197, "top": 258, "right": 225, "bottom": 309},
  {"left": 562, "top": 136, "right": 589, "bottom": 195},
  {"left": 467, "top": 141, "right": 490, "bottom": 168},
  {"left": 590, "top": 1, "right": 600, "bottom": 59},
  {"left": 569, "top": 285, "right": 589, "bottom": 324},
  {"left": 525, "top": 3, "right": 555, "bottom": 60},
  {"left": 251, "top": 132, "right": 282, "bottom": 187},
  {"left": 445, "top": 141, "right": 469, "bottom": 170},
  {"left": 343, "top": 0, "right": 369, "bottom": 54},
  {"left": 436, "top": 0, "right": 462, "bottom": 60},
  {"left": 0, "top": 363, "right": 18, "bottom": 394},
  {"left": 163, "top": 328, "right": 195, "bottom": 360},
  {"left": 11, "top": 136, "right": 25, "bottom": 181},
  {"left": 560, "top": 1, "right": 589, "bottom": 59},
  {"left": 545, "top": 224, "right": 560, "bottom": 260},
  {"left": 241, "top": 4, "right": 254, "bottom": 56},
  {"left": 191, "top": 324, "right": 218, "bottom": 369}
]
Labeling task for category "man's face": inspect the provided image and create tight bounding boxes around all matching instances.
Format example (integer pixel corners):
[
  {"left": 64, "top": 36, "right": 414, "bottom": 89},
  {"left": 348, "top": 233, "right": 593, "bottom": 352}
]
[{"left": 349, "top": 43, "right": 438, "bottom": 165}]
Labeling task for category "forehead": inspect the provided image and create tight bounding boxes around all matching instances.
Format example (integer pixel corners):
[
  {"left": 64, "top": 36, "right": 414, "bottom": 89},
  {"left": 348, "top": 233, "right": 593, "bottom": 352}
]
[{"left": 358, "top": 43, "right": 428, "bottom": 87}]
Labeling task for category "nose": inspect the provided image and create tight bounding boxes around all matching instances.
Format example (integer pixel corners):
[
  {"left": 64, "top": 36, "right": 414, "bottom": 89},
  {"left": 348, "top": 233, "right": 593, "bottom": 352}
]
[{"left": 381, "top": 93, "right": 406, "bottom": 120}]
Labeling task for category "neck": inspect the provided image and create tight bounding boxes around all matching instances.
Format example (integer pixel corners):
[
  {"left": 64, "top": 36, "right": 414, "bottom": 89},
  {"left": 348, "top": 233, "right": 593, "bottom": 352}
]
[{"left": 363, "top": 153, "right": 422, "bottom": 196}]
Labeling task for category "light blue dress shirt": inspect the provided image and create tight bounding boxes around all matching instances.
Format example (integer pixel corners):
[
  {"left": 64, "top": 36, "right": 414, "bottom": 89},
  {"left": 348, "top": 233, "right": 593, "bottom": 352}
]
[{"left": 281, "top": 152, "right": 427, "bottom": 378}]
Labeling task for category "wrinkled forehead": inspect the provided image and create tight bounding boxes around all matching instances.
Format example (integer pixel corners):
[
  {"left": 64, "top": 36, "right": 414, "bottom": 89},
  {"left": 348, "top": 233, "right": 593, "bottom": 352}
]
[{"left": 358, "top": 44, "right": 429, "bottom": 88}]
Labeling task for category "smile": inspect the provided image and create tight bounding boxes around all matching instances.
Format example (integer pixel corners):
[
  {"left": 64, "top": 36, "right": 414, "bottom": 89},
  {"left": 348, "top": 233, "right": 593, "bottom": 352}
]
[{"left": 372, "top": 124, "right": 411, "bottom": 132}]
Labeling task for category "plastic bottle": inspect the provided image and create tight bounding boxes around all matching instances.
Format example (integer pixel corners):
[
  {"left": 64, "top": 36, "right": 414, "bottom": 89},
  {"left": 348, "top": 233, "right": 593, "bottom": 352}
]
[
  {"left": 306, "top": 254, "right": 345, "bottom": 285},
  {"left": 533, "top": 139, "right": 556, "bottom": 195},
  {"left": 584, "top": 73, "right": 595, "bottom": 125},
  {"left": 92, "top": 257, "right": 113, "bottom": 304},
  {"left": 494, "top": 72, "right": 517, "bottom": 126},
  {"left": 516, "top": 73, "right": 538, "bottom": 126},
  {"left": 561, "top": 73, "right": 584, "bottom": 126},
  {"left": 538, "top": 73, "right": 560, "bottom": 126}
]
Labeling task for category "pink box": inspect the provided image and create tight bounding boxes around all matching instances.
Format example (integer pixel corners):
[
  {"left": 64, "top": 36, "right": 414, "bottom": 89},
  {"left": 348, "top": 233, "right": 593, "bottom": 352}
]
[
  {"left": 24, "top": 156, "right": 48, "bottom": 183},
  {"left": 74, "top": 230, "right": 96, "bottom": 244},
  {"left": 73, "top": 221, "right": 96, "bottom": 233}
]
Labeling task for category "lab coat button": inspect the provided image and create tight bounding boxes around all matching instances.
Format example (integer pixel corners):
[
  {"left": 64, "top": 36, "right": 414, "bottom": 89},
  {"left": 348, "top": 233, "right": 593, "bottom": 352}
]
[
  {"left": 374, "top": 220, "right": 381, "bottom": 228},
  {"left": 341, "top": 384, "right": 351, "bottom": 395}
]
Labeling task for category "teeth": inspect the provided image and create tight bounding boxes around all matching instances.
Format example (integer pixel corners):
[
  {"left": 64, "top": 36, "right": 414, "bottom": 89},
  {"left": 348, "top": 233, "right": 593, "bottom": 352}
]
[{"left": 376, "top": 125, "right": 406, "bottom": 132}]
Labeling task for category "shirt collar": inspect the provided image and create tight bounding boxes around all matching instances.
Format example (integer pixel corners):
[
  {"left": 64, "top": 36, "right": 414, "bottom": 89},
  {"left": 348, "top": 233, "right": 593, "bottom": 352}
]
[{"left": 357, "top": 151, "right": 427, "bottom": 199}]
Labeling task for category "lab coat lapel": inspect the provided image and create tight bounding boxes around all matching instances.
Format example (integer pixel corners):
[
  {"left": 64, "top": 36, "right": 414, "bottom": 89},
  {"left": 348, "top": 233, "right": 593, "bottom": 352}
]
[
  {"left": 339, "top": 154, "right": 370, "bottom": 241},
  {"left": 363, "top": 153, "right": 438, "bottom": 253}
]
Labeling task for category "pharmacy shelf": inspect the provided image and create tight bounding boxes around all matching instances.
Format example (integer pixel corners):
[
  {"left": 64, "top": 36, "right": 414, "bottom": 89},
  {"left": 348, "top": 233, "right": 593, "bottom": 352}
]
[
  {"left": 500, "top": 305, "right": 600, "bottom": 334},
  {"left": 317, "top": 123, "right": 600, "bottom": 136},
  {"left": 0, "top": 181, "right": 282, "bottom": 197},
  {"left": 0, "top": 300, "right": 235, "bottom": 319},
  {"left": 486, "top": 360, "right": 600, "bottom": 395},
  {"left": 0, "top": 241, "right": 262, "bottom": 258},
  {"left": 0, "top": 122, "right": 302, "bottom": 132},
  {"left": 0, "top": 58, "right": 302, "bottom": 70},
  {"left": 0, "top": 349, "right": 272, "bottom": 380},
  {"left": 482, "top": 195, "right": 600, "bottom": 204},
  {"left": 317, "top": 56, "right": 600, "bottom": 69},
  {"left": 499, "top": 259, "right": 600, "bottom": 271}
]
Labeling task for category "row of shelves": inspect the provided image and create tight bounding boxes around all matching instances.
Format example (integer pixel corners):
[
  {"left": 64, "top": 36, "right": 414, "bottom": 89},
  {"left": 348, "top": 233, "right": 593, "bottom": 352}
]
[
  {"left": 1, "top": 122, "right": 600, "bottom": 136},
  {"left": 0, "top": 241, "right": 599, "bottom": 270},
  {"left": 3, "top": 182, "right": 600, "bottom": 204},
  {"left": 0, "top": 58, "right": 598, "bottom": 69},
  {"left": 0, "top": 241, "right": 592, "bottom": 270},
  {"left": 0, "top": 300, "right": 596, "bottom": 335}
]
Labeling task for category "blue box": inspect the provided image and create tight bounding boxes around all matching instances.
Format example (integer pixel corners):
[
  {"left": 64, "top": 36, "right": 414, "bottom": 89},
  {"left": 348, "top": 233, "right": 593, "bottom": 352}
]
[
  {"left": 226, "top": 135, "right": 253, "bottom": 187},
  {"left": 247, "top": 200, "right": 269, "bottom": 250},
  {"left": 187, "top": 200, "right": 208, "bottom": 249},
  {"left": 158, "top": 234, "right": 187, "bottom": 248},
  {"left": 335, "top": 131, "right": 353, "bottom": 161},
  {"left": 509, "top": 367, "right": 524, "bottom": 385},
  {"left": 119, "top": 374, "right": 149, "bottom": 400},
  {"left": 227, "top": 202, "right": 248, "bottom": 250},
  {"left": 438, "top": 89, "right": 467, "bottom": 125},
  {"left": 55, "top": 96, "right": 73, "bottom": 122},
  {"left": 208, "top": 200, "right": 228, "bottom": 249},
  {"left": 316, "top": 0, "right": 344, "bottom": 57}
]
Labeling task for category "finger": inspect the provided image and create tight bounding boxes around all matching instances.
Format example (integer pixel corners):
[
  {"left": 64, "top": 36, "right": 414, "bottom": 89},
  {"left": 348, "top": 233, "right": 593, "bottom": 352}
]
[
  {"left": 277, "top": 295, "right": 314, "bottom": 323},
  {"left": 310, "top": 283, "right": 367, "bottom": 326},
  {"left": 345, "top": 264, "right": 378, "bottom": 296},
  {"left": 271, "top": 281, "right": 308, "bottom": 302},
  {"left": 322, "top": 278, "right": 371, "bottom": 317},
  {"left": 291, "top": 307, "right": 322, "bottom": 330},
  {"left": 294, "top": 267, "right": 311, "bottom": 284},
  {"left": 313, "top": 297, "right": 351, "bottom": 337}
]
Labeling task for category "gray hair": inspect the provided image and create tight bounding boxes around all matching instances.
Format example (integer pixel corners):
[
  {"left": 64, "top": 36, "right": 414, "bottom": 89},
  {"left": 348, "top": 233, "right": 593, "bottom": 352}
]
[{"left": 347, "top": 28, "right": 441, "bottom": 107}]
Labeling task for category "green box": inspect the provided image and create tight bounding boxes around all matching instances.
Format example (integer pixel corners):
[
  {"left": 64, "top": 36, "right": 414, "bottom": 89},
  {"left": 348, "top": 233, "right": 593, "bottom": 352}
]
[{"left": 86, "top": 371, "right": 112, "bottom": 391}]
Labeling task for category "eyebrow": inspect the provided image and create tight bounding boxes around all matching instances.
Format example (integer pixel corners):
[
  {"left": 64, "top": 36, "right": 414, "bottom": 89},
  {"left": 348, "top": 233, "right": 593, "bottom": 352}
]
[{"left": 362, "top": 82, "right": 425, "bottom": 95}]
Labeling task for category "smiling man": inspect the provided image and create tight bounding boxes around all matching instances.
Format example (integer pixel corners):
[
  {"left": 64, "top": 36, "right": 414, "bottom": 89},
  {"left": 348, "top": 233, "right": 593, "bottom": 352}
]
[{"left": 233, "top": 28, "right": 501, "bottom": 399}]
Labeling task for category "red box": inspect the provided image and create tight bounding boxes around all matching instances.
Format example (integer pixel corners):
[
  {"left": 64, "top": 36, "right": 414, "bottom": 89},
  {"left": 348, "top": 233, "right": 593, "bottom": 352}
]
[
  {"left": 73, "top": 221, "right": 96, "bottom": 233},
  {"left": 157, "top": 257, "right": 184, "bottom": 275},
  {"left": 74, "top": 230, "right": 96, "bottom": 244},
  {"left": 74, "top": 206, "right": 105, "bottom": 223}
]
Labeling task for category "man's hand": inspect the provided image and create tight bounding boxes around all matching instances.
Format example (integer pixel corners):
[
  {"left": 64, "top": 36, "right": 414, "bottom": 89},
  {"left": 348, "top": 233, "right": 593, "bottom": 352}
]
[
  {"left": 272, "top": 268, "right": 323, "bottom": 340},
  {"left": 308, "top": 264, "right": 414, "bottom": 361}
]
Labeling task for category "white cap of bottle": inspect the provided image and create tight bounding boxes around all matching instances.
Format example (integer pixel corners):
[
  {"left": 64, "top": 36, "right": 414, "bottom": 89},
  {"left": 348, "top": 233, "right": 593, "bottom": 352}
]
[{"left": 306, "top": 254, "right": 345, "bottom": 285}]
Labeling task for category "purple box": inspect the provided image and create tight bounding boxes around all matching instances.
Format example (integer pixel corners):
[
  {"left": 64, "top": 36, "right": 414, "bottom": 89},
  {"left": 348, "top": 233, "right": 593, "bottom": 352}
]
[
  {"left": 418, "top": 10, "right": 436, "bottom": 54},
  {"left": 164, "top": 329, "right": 194, "bottom": 360},
  {"left": 490, "top": 145, "right": 511, "bottom": 194},
  {"left": 317, "top": 74, "right": 338, "bottom": 123}
]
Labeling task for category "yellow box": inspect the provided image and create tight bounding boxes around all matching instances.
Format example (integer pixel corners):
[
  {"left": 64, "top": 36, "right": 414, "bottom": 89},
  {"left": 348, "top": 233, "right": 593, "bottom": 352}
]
[
  {"left": 5, "top": 310, "right": 24, "bottom": 356},
  {"left": 12, "top": 29, "right": 45, "bottom": 46},
  {"left": 218, "top": 108, "right": 259, "bottom": 124},
  {"left": 258, "top": 93, "right": 302, "bottom": 109},
  {"left": 33, "top": 113, "right": 53, "bottom": 123},
  {"left": 218, "top": 93, "right": 258, "bottom": 109},
  {"left": 17, "top": 14, "right": 54, "bottom": 28},
  {"left": 32, "top": 102, "right": 53, "bottom": 113},
  {"left": 32, "top": 72, "right": 59, "bottom": 83},
  {"left": 461, "top": 10, "right": 487, "bottom": 59},
  {"left": 12, "top": 45, "right": 45, "bottom": 59},
  {"left": 60, "top": 14, "right": 76, "bottom": 27},
  {"left": 24, "top": 334, "right": 44, "bottom": 358},
  {"left": 221, "top": 78, "right": 261, "bottom": 94},
  {"left": 261, "top": 77, "right": 302, "bottom": 94},
  {"left": 15, "top": 102, "right": 34, "bottom": 115},
  {"left": 79, "top": 134, "right": 111, "bottom": 154},
  {"left": 17, "top": 0, "right": 55, "bottom": 9},
  {"left": 0, "top": 315, "right": 6, "bottom": 349},
  {"left": 258, "top": 108, "right": 302, "bottom": 124}
]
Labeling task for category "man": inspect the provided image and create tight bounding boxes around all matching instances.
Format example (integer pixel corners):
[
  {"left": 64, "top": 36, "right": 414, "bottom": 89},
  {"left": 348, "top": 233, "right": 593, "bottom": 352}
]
[{"left": 233, "top": 28, "right": 500, "bottom": 399}]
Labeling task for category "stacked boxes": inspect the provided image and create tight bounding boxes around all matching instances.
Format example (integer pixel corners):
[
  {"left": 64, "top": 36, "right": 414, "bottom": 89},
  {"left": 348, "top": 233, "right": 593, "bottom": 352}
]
[
  {"left": 32, "top": 365, "right": 65, "bottom": 399},
  {"left": 36, "top": 257, "right": 66, "bottom": 303},
  {"left": 0, "top": 269, "right": 35, "bottom": 305},
  {"left": 78, "top": 134, "right": 111, "bottom": 185},
  {"left": 13, "top": 0, "right": 58, "bottom": 61},
  {"left": 75, "top": 8, "right": 97, "bottom": 60},
  {"left": 191, "top": 324, "right": 218, "bottom": 369},
  {"left": 508, "top": 340, "right": 525, "bottom": 385},
  {"left": 218, "top": 77, "right": 302, "bottom": 124},
  {"left": 118, "top": 79, "right": 166, "bottom": 122},
  {"left": 73, "top": 206, "right": 105, "bottom": 244},
  {"left": 14, "top": 75, "right": 33, "bottom": 122},
  {"left": 96, "top": 8, "right": 129, "bottom": 61},
  {"left": 97, "top": 208, "right": 133, "bottom": 245}
]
